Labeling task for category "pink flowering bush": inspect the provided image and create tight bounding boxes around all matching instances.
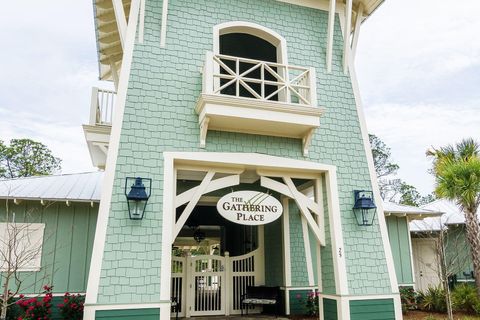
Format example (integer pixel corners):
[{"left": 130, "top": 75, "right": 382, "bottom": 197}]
[
  {"left": 57, "top": 292, "right": 84, "bottom": 320},
  {"left": 15, "top": 285, "right": 53, "bottom": 320},
  {"left": 296, "top": 290, "right": 320, "bottom": 316}
]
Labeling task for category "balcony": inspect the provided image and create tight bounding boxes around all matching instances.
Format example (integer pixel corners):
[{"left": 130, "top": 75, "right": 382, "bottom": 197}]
[
  {"left": 196, "top": 52, "right": 324, "bottom": 155},
  {"left": 82, "top": 87, "right": 116, "bottom": 169}
]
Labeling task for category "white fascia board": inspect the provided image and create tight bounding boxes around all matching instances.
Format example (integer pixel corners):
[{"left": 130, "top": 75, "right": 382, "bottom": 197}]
[{"left": 165, "top": 152, "right": 335, "bottom": 173}]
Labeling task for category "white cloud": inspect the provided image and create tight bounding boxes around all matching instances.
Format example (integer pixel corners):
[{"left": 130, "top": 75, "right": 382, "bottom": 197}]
[
  {"left": 0, "top": 1, "right": 100, "bottom": 174},
  {"left": 355, "top": 0, "right": 480, "bottom": 196},
  {"left": 357, "top": 0, "right": 480, "bottom": 103},
  {"left": 0, "top": 107, "right": 95, "bottom": 174},
  {"left": 364, "top": 102, "right": 480, "bottom": 194}
]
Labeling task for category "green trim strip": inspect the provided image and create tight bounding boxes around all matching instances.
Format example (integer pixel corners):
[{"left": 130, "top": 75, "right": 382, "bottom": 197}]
[{"left": 96, "top": 308, "right": 160, "bottom": 319}]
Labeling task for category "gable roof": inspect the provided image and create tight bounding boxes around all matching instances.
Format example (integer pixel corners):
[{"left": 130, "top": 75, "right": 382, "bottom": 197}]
[{"left": 0, "top": 172, "right": 103, "bottom": 203}]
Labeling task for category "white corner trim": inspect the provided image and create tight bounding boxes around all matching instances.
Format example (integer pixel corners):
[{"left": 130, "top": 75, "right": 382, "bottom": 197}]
[
  {"left": 324, "top": 170, "right": 349, "bottom": 295},
  {"left": 345, "top": 13, "right": 402, "bottom": 318},
  {"left": 282, "top": 197, "right": 292, "bottom": 287},
  {"left": 406, "top": 217, "right": 417, "bottom": 289},
  {"left": 159, "top": 154, "right": 175, "bottom": 320},
  {"left": 326, "top": 0, "right": 336, "bottom": 73},
  {"left": 351, "top": 3, "right": 363, "bottom": 59},
  {"left": 315, "top": 178, "right": 324, "bottom": 292},
  {"left": 301, "top": 215, "right": 315, "bottom": 285},
  {"left": 160, "top": 0, "right": 169, "bottom": 47},
  {"left": 343, "top": 0, "right": 352, "bottom": 74},
  {"left": 84, "top": 0, "right": 142, "bottom": 313},
  {"left": 338, "top": 296, "right": 350, "bottom": 320},
  {"left": 138, "top": 0, "right": 146, "bottom": 43},
  {"left": 112, "top": 0, "right": 127, "bottom": 50}
]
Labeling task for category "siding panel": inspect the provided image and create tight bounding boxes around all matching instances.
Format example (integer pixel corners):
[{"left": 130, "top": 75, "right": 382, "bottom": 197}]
[
  {"left": 323, "top": 298, "right": 337, "bottom": 320},
  {"left": 0, "top": 200, "right": 97, "bottom": 294},
  {"left": 350, "top": 299, "right": 395, "bottom": 320}
]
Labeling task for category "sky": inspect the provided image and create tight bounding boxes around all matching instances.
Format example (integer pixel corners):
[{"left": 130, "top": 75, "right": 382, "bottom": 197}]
[
  {"left": 356, "top": 0, "right": 480, "bottom": 195},
  {"left": 0, "top": 0, "right": 479, "bottom": 196}
]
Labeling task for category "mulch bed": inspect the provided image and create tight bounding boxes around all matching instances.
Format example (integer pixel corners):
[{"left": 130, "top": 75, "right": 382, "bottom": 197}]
[{"left": 404, "top": 310, "right": 480, "bottom": 320}]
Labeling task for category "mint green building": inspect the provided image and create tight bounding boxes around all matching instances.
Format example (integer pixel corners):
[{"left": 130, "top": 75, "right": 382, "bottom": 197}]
[
  {"left": 383, "top": 201, "right": 442, "bottom": 290},
  {"left": 80, "top": 0, "right": 405, "bottom": 319}
]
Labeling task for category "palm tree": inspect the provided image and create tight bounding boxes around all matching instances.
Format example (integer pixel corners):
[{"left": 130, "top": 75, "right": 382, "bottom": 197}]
[{"left": 427, "top": 138, "right": 480, "bottom": 295}]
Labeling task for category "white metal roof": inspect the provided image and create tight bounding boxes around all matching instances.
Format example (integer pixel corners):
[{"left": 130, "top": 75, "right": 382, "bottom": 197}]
[
  {"left": 409, "top": 216, "right": 444, "bottom": 233},
  {"left": 421, "top": 199, "right": 480, "bottom": 225},
  {"left": 409, "top": 199, "right": 480, "bottom": 232},
  {"left": 0, "top": 172, "right": 103, "bottom": 203},
  {"left": 383, "top": 201, "right": 442, "bottom": 218}
]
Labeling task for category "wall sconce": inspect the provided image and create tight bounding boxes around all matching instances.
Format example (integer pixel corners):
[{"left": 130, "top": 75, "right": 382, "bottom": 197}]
[
  {"left": 352, "top": 190, "right": 377, "bottom": 226},
  {"left": 125, "top": 177, "right": 151, "bottom": 220}
]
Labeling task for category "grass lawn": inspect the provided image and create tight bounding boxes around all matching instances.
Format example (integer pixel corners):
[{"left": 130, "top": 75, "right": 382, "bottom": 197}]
[{"left": 404, "top": 311, "right": 480, "bottom": 320}]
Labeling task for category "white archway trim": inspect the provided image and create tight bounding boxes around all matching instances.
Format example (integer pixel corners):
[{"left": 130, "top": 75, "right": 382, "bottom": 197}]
[
  {"left": 175, "top": 174, "right": 241, "bottom": 208},
  {"left": 260, "top": 176, "right": 325, "bottom": 246},
  {"left": 161, "top": 152, "right": 350, "bottom": 318},
  {"left": 172, "top": 172, "right": 241, "bottom": 242},
  {"left": 213, "top": 21, "right": 288, "bottom": 66}
]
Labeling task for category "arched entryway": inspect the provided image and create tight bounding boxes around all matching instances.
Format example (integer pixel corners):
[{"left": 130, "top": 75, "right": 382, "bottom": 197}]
[{"left": 160, "top": 152, "right": 347, "bottom": 318}]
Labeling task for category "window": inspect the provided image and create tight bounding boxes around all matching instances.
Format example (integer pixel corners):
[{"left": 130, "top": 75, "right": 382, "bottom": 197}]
[
  {"left": 0, "top": 223, "right": 45, "bottom": 272},
  {"left": 213, "top": 22, "right": 288, "bottom": 102}
]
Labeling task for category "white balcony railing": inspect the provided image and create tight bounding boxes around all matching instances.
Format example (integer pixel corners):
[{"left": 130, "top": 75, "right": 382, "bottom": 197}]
[
  {"left": 202, "top": 52, "right": 317, "bottom": 107},
  {"left": 89, "top": 87, "right": 116, "bottom": 126},
  {"left": 197, "top": 52, "right": 323, "bottom": 155}
]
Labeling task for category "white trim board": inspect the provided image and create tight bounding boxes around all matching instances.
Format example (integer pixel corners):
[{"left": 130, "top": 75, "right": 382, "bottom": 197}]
[
  {"left": 84, "top": 0, "right": 142, "bottom": 318},
  {"left": 341, "top": 13, "right": 403, "bottom": 320},
  {"left": 320, "top": 293, "right": 401, "bottom": 300}
]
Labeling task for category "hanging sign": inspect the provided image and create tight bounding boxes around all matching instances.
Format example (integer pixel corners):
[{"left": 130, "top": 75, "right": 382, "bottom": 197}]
[{"left": 216, "top": 191, "right": 283, "bottom": 225}]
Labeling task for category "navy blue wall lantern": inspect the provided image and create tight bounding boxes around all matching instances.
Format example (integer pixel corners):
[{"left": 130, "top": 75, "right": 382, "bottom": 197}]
[
  {"left": 352, "top": 190, "right": 377, "bottom": 226},
  {"left": 125, "top": 177, "right": 152, "bottom": 220}
]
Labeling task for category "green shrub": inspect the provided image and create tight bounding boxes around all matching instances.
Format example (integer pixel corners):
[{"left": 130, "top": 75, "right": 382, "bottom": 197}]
[
  {"left": 452, "top": 283, "right": 479, "bottom": 314},
  {"left": 473, "top": 298, "right": 480, "bottom": 315},
  {"left": 400, "top": 286, "right": 418, "bottom": 313},
  {"left": 418, "top": 285, "right": 447, "bottom": 313}
]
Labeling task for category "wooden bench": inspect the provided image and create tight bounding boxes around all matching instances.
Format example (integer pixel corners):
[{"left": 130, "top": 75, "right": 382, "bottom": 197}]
[{"left": 241, "top": 286, "right": 279, "bottom": 316}]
